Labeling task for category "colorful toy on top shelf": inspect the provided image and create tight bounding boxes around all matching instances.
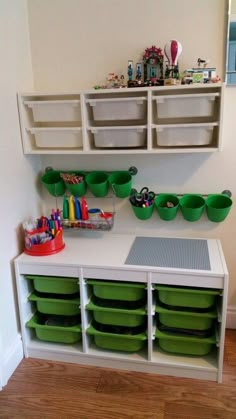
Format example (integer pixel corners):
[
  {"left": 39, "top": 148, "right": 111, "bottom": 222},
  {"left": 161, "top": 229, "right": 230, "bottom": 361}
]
[
  {"left": 182, "top": 57, "right": 219, "bottom": 84},
  {"left": 143, "top": 45, "right": 164, "bottom": 86},
  {"left": 164, "top": 39, "right": 182, "bottom": 84},
  {"left": 127, "top": 45, "right": 164, "bottom": 88}
]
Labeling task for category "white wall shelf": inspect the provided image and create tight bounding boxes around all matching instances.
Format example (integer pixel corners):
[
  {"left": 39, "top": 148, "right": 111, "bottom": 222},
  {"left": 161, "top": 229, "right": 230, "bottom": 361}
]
[
  {"left": 17, "top": 84, "right": 224, "bottom": 154},
  {"left": 14, "top": 234, "right": 228, "bottom": 383}
]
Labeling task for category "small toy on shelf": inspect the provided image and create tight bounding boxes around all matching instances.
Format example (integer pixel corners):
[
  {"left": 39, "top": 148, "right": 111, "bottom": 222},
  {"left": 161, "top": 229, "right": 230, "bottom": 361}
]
[
  {"left": 142, "top": 45, "right": 164, "bottom": 86},
  {"left": 182, "top": 57, "right": 219, "bottom": 84},
  {"left": 94, "top": 72, "right": 126, "bottom": 89},
  {"left": 164, "top": 39, "right": 182, "bottom": 84}
]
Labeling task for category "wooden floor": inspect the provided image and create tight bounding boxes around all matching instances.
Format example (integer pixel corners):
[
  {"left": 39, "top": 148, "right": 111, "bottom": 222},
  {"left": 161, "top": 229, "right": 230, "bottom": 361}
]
[{"left": 1, "top": 330, "right": 236, "bottom": 419}]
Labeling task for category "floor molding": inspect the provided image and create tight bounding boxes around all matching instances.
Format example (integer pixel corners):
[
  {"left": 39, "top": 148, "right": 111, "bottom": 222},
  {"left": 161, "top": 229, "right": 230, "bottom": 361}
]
[
  {"left": 1, "top": 334, "right": 23, "bottom": 389},
  {"left": 227, "top": 306, "right": 236, "bottom": 329}
]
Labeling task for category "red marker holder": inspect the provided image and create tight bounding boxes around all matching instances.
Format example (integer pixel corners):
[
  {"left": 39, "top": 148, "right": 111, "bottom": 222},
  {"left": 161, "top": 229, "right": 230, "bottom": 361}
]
[{"left": 24, "top": 228, "right": 65, "bottom": 256}]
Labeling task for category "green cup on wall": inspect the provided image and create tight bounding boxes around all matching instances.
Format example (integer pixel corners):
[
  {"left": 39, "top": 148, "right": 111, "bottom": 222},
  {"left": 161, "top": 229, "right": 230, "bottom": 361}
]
[
  {"left": 41, "top": 170, "right": 66, "bottom": 197},
  {"left": 180, "top": 194, "right": 205, "bottom": 222},
  {"left": 86, "top": 171, "right": 109, "bottom": 197},
  {"left": 64, "top": 171, "right": 87, "bottom": 197},
  {"left": 109, "top": 171, "right": 132, "bottom": 198},
  {"left": 206, "top": 194, "right": 232, "bottom": 222},
  {"left": 155, "top": 194, "right": 179, "bottom": 221},
  {"left": 131, "top": 203, "right": 154, "bottom": 220}
]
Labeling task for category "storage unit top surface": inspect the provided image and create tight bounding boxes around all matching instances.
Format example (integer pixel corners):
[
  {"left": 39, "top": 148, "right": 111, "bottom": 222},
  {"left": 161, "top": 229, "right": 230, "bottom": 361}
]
[
  {"left": 19, "top": 83, "right": 223, "bottom": 96},
  {"left": 14, "top": 234, "right": 226, "bottom": 276}
]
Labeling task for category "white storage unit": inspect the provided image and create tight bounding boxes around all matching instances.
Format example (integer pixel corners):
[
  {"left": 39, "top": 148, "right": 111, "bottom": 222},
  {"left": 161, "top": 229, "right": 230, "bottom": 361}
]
[
  {"left": 86, "top": 97, "right": 147, "bottom": 121},
  {"left": 154, "top": 123, "right": 217, "bottom": 147},
  {"left": 28, "top": 127, "right": 83, "bottom": 148},
  {"left": 18, "top": 84, "right": 224, "bottom": 154},
  {"left": 24, "top": 100, "right": 81, "bottom": 122},
  {"left": 14, "top": 234, "right": 228, "bottom": 383},
  {"left": 90, "top": 126, "right": 147, "bottom": 148}
]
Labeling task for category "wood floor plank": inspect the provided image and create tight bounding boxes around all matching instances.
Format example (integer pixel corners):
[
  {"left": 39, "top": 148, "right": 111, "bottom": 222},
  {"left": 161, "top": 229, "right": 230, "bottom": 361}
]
[{"left": 0, "top": 330, "right": 236, "bottom": 419}]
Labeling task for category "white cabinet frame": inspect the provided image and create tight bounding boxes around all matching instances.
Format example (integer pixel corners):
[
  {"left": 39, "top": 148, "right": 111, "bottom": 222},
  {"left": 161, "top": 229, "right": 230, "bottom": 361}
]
[
  {"left": 14, "top": 236, "right": 228, "bottom": 383},
  {"left": 17, "top": 84, "right": 224, "bottom": 154}
]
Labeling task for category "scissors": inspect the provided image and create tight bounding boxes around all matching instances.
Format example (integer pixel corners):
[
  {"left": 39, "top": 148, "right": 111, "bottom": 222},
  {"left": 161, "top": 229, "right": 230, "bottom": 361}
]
[{"left": 130, "top": 187, "right": 155, "bottom": 207}]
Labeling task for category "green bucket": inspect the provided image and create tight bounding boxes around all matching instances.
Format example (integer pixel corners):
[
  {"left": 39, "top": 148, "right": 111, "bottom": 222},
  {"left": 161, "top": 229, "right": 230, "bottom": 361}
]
[
  {"left": 131, "top": 203, "right": 154, "bottom": 220},
  {"left": 64, "top": 171, "right": 86, "bottom": 197},
  {"left": 41, "top": 170, "right": 66, "bottom": 197},
  {"left": 206, "top": 194, "right": 232, "bottom": 222},
  {"left": 109, "top": 171, "right": 132, "bottom": 198},
  {"left": 155, "top": 194, "right": 179, "bottom": 221},
  {"left": 180, "top": 194, "right": 205, "bottom": 222},
  {"left": 86, "top": 171, "right": 109, "bottom": 197}
]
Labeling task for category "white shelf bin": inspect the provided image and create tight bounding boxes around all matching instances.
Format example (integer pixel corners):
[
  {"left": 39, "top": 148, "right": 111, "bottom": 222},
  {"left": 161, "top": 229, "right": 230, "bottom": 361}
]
[
  {"left": 154, "top": 93, "right": 219, "bottom": 119},
  {"left": 86, "top": 97, "right": 147, "bottom": 121},
  {"left": 155, "top": 123, "right": 217, "bottom": 147},
  {"left": 24, "top": 100, "right": 81, "bottom": 122},
  {"left": 90, "top": 126, "right": 147, "bottom": 148},
  {"left": 28, "top": 127, "right": 83, "bottom": 148}
]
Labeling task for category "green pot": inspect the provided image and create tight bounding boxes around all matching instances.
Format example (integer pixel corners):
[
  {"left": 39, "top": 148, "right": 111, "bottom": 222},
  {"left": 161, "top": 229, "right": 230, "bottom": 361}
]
[
  {"left": 109, "top": 171, "right": 132, "bottom": 198},
  {"left": 206, "top": 194, "right": 232, "bottom": 222},
  {"left": 155, "top": 194, "right": 179, "bottom": 221},
  {"left": 180, "top": 194, "right": 205, "bottom": 221},
  {"left": 64, "top": 171, "right": 86, "bottom": 197},
  {"left": 131, "top": 203, "right": 154, "bottom": 220},
  {"left": 41, "top": 170, "right": 66, "bottom": 197},
  {"left": 86, "top": 171, "right": 109, "bottom": 197}
]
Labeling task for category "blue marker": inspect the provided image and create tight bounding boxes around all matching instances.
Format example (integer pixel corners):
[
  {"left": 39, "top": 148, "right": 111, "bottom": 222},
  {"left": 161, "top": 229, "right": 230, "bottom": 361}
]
[{"left": 74, "top": 197, "right": 81, "bottom": 220}]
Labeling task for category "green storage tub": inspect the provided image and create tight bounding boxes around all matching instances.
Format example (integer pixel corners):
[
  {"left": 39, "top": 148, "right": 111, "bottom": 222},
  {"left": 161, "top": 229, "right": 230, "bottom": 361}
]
[
  {"left": 156, "top": 304, "right": 217, "bottom": 330},
  {"left": 87, "top": 280, "right": 146, "bottom": 301},
  {"left": 86, "top": 298, "right": 146, "bottom": 327},
  {"left": 156, "top": 285, "right": 220, "bottom": 309},
  {"left": 87, "top": 324, "right": 147, "bottom": 352},
  {"left": 155, "top": 327, "right": 216, "bottom": 356},
  {"left": 29, "top": 292, "right": 80, "bottom": 316},
  {"left": 27, "top": 313, "right": 81, "bottom": 344},
  {"left": 26, "top": 275, "right": 79, "bottom": 295}
]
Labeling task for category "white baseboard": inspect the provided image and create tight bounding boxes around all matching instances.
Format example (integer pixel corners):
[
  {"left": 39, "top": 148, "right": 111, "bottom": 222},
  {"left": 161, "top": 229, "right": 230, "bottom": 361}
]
[
  {"left": 1, "top": 334, "right": 23, "bottom": 389},
  {"left": 227, "top": 306, "right": 236, "bottom": 329}
]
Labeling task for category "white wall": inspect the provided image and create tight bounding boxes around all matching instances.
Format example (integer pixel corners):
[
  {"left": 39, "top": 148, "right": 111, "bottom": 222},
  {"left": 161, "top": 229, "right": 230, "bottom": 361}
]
[
  {"left": 0, "top": 0, "right": 41, "bottom": 387},
  {"left": 27, "top": 1, "right": 236, "bottom": 317},
  {"left": 27, "top": 0, "right": 226, "bottom": 90}
]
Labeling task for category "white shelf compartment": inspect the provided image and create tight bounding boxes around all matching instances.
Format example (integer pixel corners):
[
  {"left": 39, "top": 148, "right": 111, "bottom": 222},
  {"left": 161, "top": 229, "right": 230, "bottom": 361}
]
[
  {"left": 27, "top": 127, "right": 83, "bottom": 149},
  {"left": 24, "top": 99, "right": 81, "bottom": 123},
  {"left": 86, "top": 96, "right": 147, "bottom": 121},
  {"left": 151, "top": 345, "right": 218, "bottom": 380},
  {"left": 89, "top": 125, "right": 147, "bottom": 149},
  {"left": 153, "top": 122, "right": 218, "bottom": 147},
  {"left": 153, "top": 92, "right": 220, "bottom": 121}
]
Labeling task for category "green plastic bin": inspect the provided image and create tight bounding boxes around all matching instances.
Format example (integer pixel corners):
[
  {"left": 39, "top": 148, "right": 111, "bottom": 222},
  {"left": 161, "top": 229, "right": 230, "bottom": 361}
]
[
  {"left": 27, "top": 313, "right": 81, "bottom": 344},
  {"left": 25, "top": 275, "right": 79, "bottom": 295},
  {"left": 155, "top": 327, "right": 216, "bottom": 356},
  {"left": 156, "top": 304, "right": 217, "bottom": 330},
  {"left": 206, "top": 194, "right": 232, "bottom": 222},
  {"left": 87, "top": 324, "right": 147, "bottom": 352},
  {"left": 180, "top": 194, "right": 205, "bottom": 221},
  {"left": 86, "top": 280, "right": 146, "bottom": 301},
  {"left": 86, "top": 298, "right": 146, "bottom": 327},
  {"left": 156, "top": 285, "right": 220, "bottom": 309},
  {"left": 29, "top": 292, "right": 80, "bottom": 316},
  {"left": 155, "top": 194, "right": 179, "bottom": 221}
]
